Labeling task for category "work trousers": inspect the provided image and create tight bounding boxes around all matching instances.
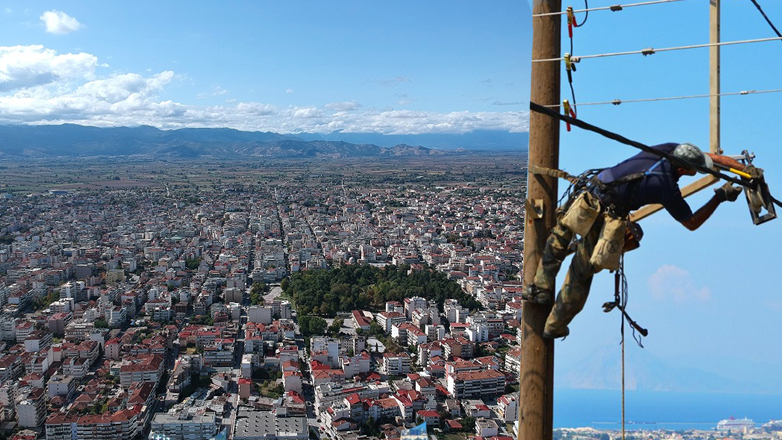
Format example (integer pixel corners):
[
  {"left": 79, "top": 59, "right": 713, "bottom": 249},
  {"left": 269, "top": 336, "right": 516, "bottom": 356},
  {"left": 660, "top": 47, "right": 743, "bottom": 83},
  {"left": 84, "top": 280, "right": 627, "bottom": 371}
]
[{"left": 533, "top": 213, "right": 605, "bottom": 336}]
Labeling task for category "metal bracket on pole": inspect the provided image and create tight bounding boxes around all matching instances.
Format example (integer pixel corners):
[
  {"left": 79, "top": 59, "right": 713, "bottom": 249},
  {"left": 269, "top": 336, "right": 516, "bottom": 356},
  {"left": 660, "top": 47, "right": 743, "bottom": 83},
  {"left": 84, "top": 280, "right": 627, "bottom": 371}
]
[{"left": 526, "top": 198, "right": 545, "bottom": 219}]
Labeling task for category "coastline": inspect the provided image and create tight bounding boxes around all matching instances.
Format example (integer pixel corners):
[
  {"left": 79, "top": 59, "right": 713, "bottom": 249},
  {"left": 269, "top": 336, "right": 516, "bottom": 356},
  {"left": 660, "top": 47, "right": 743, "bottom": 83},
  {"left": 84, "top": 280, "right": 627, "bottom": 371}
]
[{"left": 553, "top": 389, "right": 782, "bottom": 430}]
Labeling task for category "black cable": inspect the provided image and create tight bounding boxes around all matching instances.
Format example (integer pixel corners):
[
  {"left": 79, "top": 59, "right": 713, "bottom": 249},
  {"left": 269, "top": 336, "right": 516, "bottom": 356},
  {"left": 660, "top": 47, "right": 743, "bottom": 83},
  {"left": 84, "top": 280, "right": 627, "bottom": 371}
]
[
  {"left": 749, "top": 0, "right": 782, "bottom": 39},
  {"left": 578, "top": 0, "right": 589, "bottom": 27},
  {"left": 529, "top": 101, "right": 753, "bottom": 189},
  {"left": 567, "top": 74, "right": 578, "bottom": 116}
]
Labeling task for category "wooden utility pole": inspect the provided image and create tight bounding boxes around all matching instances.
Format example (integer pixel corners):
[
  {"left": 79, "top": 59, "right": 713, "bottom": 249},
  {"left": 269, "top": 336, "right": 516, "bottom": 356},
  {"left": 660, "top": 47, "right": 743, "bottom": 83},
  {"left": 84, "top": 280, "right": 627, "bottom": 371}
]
[
  {"left": 520, "top": 1, "right": 561, "bottom": 440},
  {"left": 710, "top": 0, "right": 721, "bottom": 154}
]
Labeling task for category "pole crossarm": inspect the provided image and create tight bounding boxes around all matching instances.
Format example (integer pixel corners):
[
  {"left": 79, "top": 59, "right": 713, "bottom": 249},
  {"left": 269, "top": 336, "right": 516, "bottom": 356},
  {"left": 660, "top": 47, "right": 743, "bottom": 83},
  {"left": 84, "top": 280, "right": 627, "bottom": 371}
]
[{"left": 533, "top": 36, "right": 782, "bottom": 63}]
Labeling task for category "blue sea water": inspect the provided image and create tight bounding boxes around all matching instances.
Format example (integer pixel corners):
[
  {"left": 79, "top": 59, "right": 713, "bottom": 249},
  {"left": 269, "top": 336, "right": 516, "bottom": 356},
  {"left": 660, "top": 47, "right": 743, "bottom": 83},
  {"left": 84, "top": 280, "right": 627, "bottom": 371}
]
[{"left": 554, "top": 389, "right": 782, "bottom": 431}]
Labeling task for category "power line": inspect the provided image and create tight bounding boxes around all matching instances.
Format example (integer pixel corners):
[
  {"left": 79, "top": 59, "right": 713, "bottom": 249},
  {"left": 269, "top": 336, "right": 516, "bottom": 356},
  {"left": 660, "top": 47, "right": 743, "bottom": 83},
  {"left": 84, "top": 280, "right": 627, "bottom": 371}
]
[
  {"left": 533, "top": 0, "right": 690, "bottom": 17},
  {"left": 533, "top": 36, "right": 782, "bottom": 63},
  {"left": 749, "top": 0, "right": 782, "bottom": 39},
  {"left": 541, "top": 88, "right": 782, "bottom": 108}
]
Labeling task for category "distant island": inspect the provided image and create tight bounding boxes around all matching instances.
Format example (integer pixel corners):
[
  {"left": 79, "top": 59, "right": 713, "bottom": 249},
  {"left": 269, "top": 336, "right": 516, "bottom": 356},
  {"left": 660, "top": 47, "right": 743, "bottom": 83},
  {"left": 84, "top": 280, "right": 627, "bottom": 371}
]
[{"left": 0, "top": 124, "right": 528, "bottom": 159}]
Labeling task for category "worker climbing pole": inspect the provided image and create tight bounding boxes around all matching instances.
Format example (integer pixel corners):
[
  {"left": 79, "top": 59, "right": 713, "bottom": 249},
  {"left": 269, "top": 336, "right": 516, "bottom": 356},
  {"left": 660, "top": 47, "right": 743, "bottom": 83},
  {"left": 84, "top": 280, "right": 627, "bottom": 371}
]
[
  {"left": 519, "top": 1, "right": 561, "bottom": 440},
  {"left": 521, "top": 1, "right": 782, "bottom": 438}
]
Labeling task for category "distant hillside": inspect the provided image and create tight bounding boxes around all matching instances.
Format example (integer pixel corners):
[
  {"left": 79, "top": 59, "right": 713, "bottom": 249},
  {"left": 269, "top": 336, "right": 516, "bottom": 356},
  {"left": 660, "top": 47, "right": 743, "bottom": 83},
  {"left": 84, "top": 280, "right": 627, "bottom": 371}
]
[
  {"left": 0, "top": 125, "right": 527, "bottom": 159},
  {"left": 295, "top": 130, "right": 529, "bottom": 151}
]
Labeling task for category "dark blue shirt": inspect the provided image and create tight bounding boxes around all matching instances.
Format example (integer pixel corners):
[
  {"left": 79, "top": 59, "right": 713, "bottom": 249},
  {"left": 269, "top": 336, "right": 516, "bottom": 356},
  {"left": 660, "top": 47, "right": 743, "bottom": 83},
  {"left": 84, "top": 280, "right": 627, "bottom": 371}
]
[{"left": 596, "top": 143, "right": 693, "bottom": 222}]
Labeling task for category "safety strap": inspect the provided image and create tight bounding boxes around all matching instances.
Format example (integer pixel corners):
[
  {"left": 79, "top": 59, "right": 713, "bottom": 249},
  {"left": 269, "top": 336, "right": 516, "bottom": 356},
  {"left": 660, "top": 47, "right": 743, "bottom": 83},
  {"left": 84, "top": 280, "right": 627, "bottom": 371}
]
[{"left": 529, "top": 165, "right": 579, "bottom": 183}]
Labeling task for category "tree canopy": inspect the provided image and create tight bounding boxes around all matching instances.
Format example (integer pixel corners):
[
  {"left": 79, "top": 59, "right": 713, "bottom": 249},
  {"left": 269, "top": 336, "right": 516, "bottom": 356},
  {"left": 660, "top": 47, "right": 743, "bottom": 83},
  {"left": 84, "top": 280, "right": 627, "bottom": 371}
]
[
  {"left": 298, "top": 316, "right": 327, "bottom": 336},
  {"left": 283, "top": 264, "right": 481, "bottom": 317}
]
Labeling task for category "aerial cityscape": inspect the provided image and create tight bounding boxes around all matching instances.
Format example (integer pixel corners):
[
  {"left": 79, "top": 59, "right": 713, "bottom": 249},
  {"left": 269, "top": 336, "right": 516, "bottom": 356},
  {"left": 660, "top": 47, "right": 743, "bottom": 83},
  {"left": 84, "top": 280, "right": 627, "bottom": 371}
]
[
  {"left": 0, "top": 154, "right": 775, "bottom": 440},
  {"left": 2, "top": 1, "right": 782, "bottom": 440}
]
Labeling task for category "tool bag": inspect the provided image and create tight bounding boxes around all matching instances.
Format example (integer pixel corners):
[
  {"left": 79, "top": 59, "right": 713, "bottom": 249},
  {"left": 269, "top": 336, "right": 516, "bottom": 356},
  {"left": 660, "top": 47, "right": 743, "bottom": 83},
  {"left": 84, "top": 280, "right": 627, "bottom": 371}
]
[
  {"left": 560, "top": 191, "right": 601, "bottom": 236},
  {"left": 590, "top": 213, "right": 626, "bottom": 271}
]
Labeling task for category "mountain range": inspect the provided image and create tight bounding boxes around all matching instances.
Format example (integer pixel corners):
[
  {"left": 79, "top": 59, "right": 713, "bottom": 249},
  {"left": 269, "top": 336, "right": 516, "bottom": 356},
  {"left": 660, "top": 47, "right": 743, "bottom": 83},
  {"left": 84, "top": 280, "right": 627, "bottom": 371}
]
[{"left": 0, "top": 125, "right": 528, "bottom": 159}]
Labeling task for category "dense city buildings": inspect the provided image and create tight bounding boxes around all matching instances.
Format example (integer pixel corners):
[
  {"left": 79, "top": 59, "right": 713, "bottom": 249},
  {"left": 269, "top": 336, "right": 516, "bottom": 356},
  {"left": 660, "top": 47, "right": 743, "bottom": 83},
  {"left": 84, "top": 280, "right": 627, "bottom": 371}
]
[{"left": 0, "top": 160, "right": 771, "bottom": 440}]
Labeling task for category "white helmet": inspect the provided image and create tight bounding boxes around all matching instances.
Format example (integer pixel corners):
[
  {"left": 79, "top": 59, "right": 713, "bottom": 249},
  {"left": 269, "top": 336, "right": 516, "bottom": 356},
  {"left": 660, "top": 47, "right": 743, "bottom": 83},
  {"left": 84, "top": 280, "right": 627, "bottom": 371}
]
[{"left": 672, "top": 143, "right": 713, "bottom": 173}]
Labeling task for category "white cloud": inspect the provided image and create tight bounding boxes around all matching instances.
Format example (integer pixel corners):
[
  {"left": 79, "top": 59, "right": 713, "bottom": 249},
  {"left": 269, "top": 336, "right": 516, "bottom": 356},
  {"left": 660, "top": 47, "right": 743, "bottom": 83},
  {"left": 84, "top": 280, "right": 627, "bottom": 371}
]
[
  {"left": 325, "top": 101, "right": 361, "bottom": 112},
  {"left": 40, "top": 11, "right": 83, "bottom": 35},
  {"left": 286, "top": 89, "right": 293, "bottom": 94},
  {"left": 648, "top": 265, "right": 712, "bottom": 303},
  {"left": 293, "top": 107, "right": 323, "bottom": 119},
  {"left": 0, "top": 44, "right": 529, "bottom": 134},
  {"left": 197, "top": 86, "right": 229, "bottom": 99},
  {"left": 0, "top": 45, "right": 97, "bottom": 92}
]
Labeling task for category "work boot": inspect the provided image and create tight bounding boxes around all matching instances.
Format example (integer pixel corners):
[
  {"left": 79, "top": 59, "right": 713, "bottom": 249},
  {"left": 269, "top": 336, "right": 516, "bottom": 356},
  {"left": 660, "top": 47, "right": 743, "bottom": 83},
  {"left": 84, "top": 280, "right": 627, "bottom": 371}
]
[
  {"left": 522, "top": 285, "right": 553, "bottom": 305},
  {"left": 543, "top": 324, "right": 569, "bottom": 340}
]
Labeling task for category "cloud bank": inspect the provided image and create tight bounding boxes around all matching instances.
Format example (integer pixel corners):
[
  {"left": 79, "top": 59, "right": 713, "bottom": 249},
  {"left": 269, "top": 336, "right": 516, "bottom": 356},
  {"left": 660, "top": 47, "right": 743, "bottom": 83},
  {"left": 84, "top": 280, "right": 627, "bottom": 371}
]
[{"left": 0, "top": 45, "right": 528, "bottom": 134}]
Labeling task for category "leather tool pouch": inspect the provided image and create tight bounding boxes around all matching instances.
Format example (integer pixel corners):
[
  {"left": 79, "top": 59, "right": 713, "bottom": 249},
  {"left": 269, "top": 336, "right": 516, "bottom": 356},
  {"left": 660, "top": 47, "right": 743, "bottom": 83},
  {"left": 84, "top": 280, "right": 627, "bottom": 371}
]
[
  {"left": 561, "top": 191, "right": 600, "bottom": 237},
  {"left": 590, "top": 213, "right": 626, "bottom": 271}
]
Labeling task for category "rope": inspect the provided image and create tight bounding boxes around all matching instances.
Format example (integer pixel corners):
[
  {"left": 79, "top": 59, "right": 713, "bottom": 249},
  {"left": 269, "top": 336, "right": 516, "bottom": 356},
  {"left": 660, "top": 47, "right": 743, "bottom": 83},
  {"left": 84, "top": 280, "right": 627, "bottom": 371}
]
[
  {"left": 619, "top": 265, "right": 626, "bottom": 440},
  {"left": 533, "top": 0, "right": 690, "bottom": 17},
  {"left": 529, "top": 101, "right": 752, "bottom": 188},
  {"left": 533, "top": 36, "right": 782, "bottom": 63},
  {"left": 749, "top": 0, "right": 782, "bottom": 39},
  {"left": 540, "top": 88, "right": 782, "bottom": 108}
]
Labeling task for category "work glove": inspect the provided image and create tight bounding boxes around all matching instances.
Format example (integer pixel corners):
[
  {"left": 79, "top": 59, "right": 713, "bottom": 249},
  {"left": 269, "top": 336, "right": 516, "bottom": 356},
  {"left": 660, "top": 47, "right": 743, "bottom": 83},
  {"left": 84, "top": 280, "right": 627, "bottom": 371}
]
[
  {"left": 714, "top": 182, "right": 743, "bottom": 202},
  {"left": 744, "top": 164, "right": 764, "bottom": 179}
]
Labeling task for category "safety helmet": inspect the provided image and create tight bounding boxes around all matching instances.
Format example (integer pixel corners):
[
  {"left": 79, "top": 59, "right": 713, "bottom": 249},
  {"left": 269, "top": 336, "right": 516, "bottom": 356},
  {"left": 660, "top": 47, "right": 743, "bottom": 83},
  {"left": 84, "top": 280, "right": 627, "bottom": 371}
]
[{"left": 671, "top": 143, "right": 713, "bottom": 173}]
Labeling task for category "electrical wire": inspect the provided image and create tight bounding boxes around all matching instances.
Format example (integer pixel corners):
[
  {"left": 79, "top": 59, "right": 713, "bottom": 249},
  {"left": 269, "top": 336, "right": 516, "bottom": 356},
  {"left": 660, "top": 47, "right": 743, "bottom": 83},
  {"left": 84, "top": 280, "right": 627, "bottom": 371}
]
[
  {"left": 749, "top": 0, "right": 782, "bottom": 39},
  {"left": 540, "top": 88, "right": 782, "bottom": 108},
  {"left": 533, "top": 36, "right": 782, "bottom": 63},
  {"left": 577, "top": 0, "right": 589, "bottom": 27},
  {"left": 533, "top": 0, "right": 690, "bottom": 17}
]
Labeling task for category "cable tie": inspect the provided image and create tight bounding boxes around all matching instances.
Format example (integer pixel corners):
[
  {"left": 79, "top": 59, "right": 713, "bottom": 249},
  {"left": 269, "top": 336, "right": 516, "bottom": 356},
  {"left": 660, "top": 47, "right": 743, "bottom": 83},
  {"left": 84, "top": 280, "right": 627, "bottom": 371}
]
[
  {"left": 641, "top": 47, "right": 656, "bottom": 56},
  {"left": 610, "top": 4, "right": 624, "bottom": 11},
  {"left": 612, "top": 99, "right": 622, "bottom": 105}
]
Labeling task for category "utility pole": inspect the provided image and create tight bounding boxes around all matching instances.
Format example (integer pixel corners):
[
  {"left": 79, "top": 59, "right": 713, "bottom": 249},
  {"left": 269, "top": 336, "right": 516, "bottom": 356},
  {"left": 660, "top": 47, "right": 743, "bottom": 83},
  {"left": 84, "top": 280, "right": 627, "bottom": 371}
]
[
  {"left": 710, "top": 0, "right": 721, "bottom": 154},
  {"left": 520, "top": 1, "right": 561, "bottom": 440}
]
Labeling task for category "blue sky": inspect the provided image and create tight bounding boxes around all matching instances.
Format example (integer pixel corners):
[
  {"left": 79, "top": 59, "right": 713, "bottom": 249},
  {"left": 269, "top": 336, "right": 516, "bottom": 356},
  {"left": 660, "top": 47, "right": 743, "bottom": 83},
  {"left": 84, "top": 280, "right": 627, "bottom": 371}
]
[
  {"left": 0, "top": 1, "right": 530, "bottom": 134},
  {"left": 542, "top": 0, "right": 782, "bottom": 394}
]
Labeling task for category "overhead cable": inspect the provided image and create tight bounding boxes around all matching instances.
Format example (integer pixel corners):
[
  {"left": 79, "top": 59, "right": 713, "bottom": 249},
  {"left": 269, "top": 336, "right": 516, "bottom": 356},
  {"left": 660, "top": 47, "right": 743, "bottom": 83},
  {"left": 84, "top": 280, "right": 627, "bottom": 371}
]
[
  {"left": 541, "top": 88, "right": 782, "bottom": 108},
  {"left": 533, "top": 36, "right": 782, "bottom": 63},
  {"left": 533, "top": 0, "right": 690, "bottom": 18},
  {"left": 749, "top": 0, "right": 782, "bottom": 39}
]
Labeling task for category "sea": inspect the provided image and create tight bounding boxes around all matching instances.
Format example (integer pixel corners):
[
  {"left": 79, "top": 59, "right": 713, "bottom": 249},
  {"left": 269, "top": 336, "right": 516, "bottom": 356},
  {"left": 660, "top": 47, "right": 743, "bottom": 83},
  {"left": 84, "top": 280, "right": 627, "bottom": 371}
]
[{"left": 554, "top": 389, "right": 782, "bottom": 431}]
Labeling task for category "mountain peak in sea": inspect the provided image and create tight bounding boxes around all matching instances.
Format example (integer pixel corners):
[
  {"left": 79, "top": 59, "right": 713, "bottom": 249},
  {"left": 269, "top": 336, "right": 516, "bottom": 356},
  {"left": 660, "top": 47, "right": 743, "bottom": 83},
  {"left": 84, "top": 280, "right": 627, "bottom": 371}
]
[{"left": 557, "top": 343, "right": 767, "bottom": 393}]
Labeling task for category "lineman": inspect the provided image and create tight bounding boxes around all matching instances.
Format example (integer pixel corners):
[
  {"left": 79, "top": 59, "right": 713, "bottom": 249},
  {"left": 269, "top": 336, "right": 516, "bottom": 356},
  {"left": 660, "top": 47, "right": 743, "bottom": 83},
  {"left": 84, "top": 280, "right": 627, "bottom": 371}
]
[{"left": 523, "top": 142, "right": 757, "bottom": 339}]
